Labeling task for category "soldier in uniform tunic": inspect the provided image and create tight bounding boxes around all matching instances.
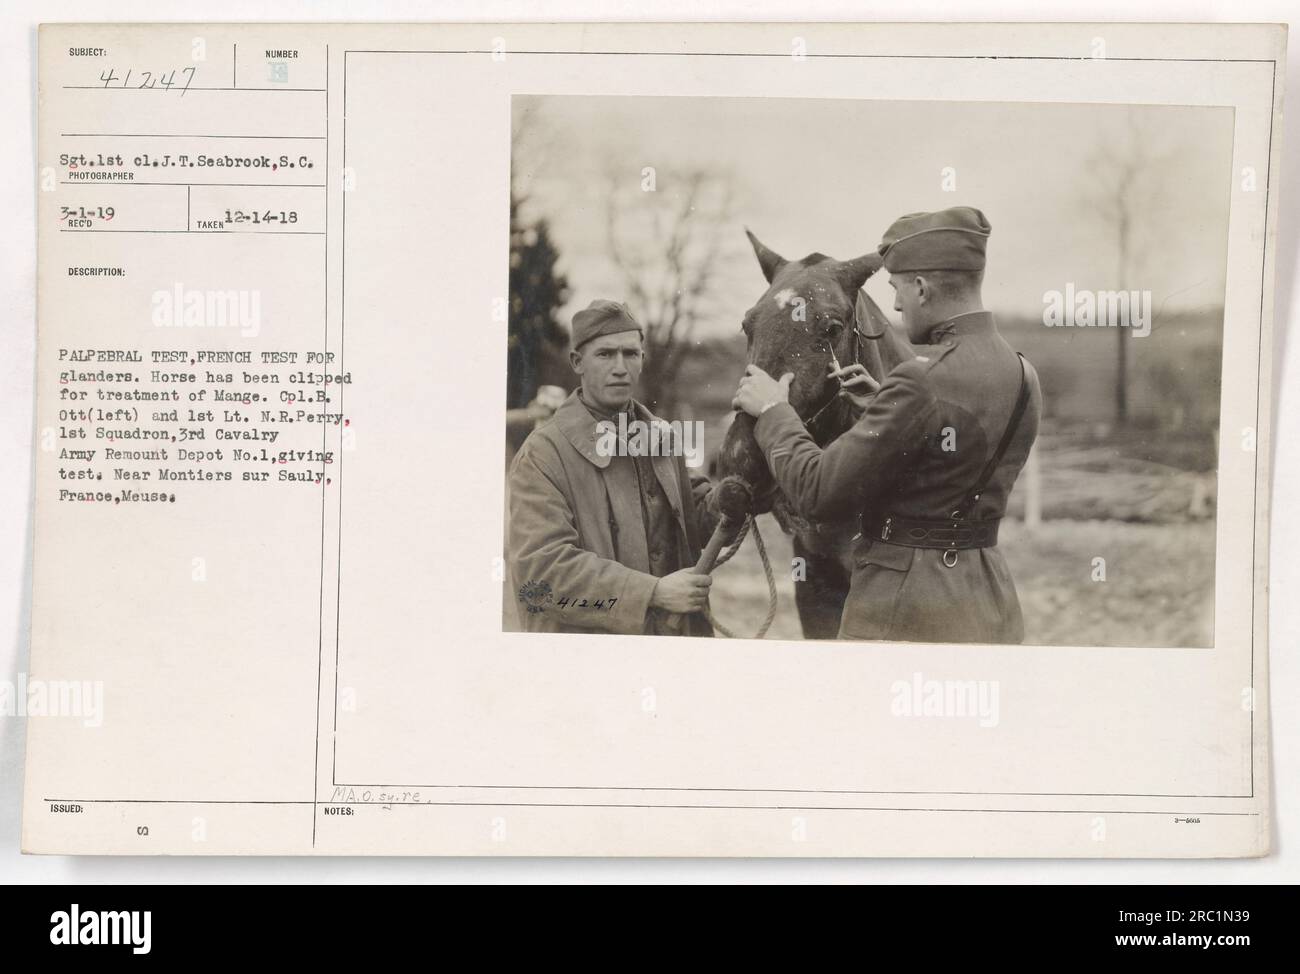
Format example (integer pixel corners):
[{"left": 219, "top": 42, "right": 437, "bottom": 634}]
[
  {"left": 732, "top": 207, "right": 1043, "bottom": 643},
  {"left": 508, "top": 299, "right": 729, "bottom": 636}
]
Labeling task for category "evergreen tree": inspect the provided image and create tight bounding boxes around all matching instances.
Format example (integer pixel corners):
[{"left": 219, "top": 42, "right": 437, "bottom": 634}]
[{"left": 507, "top": 195, "right": 570, "bottom": 409}]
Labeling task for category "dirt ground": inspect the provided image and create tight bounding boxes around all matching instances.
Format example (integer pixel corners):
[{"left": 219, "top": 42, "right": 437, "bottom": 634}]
[{"left": 706, "top": 516, "right": 1215, "bottom": 647}]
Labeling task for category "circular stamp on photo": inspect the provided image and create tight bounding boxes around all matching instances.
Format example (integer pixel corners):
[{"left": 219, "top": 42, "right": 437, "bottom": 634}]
[{"left": 517, "top": 579, "right": 553, "bottom": 614}]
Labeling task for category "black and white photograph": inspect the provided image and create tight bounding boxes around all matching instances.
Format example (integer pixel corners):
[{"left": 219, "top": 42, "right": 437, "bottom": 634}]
[
  {"left": 504, "top": 95, "right": 1229, "bottom": 647},
  {"left": 7, "top": 12, "right": 1289, "bottom": 879}
]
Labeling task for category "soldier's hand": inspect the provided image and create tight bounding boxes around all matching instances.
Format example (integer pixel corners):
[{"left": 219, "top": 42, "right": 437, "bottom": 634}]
[
  {"left": 650, "top": 569, "right": 713, "bottom": 613},
  {"left": 524, "top": 399, "right": 556, "bottom": 422},
  {"left": 525, "top": 384, "right": 565, "bottom": 421},
  {"left": 829, "top": 362, "right": 880, "bottom": 410},
  {"left": 732, "top": 366, "right": 794, "bottom": 418}
]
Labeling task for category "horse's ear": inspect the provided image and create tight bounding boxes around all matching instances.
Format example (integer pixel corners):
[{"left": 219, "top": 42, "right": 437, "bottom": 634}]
[
  {"left": 833, "top": 252, "right": 884, "bottom": 295},
  {"left": 745, "top": 229, "right": 787, "bottom": 283}
]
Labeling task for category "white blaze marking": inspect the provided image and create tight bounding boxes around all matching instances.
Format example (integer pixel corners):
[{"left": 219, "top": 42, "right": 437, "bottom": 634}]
[{"left": 773, "top": 288, "right": 796, "bottom": 309}]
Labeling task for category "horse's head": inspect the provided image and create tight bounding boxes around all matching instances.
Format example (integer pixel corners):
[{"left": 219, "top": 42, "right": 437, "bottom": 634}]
[{"left": 716, "top": 231, "right": 884, "bottom": 515}]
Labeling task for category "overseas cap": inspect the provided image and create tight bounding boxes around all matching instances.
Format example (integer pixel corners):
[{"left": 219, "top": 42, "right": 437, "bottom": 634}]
[
  {"left": 878, "top": 206, "right": 992, "bottom": 272},
  {"left": 570, "top": 299, "right": 643, "bottom": 351}
]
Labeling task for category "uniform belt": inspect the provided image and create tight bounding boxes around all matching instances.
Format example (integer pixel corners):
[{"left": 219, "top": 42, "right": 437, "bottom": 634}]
[{"left": 862, "top": 514, "right": 1001, "bottom": 550}]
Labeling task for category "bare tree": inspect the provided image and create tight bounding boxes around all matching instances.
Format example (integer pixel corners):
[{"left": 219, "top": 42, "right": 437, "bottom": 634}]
[
  {"left": 1082, "top": 108, "right": 1173, "bottom": 426},
  {"left": 604, "top": 166, "right": 734, "bottom": 415}
]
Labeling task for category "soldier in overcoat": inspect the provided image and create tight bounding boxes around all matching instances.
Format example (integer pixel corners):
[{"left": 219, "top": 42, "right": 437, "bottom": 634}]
[{"left": 508, "top": 300, "right": 732, "bottom": 636}]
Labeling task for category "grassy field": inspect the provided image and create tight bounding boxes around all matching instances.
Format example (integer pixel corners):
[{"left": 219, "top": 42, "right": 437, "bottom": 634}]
[{"left": 707, "top": 516, "right": 1215, "bottom": 647}]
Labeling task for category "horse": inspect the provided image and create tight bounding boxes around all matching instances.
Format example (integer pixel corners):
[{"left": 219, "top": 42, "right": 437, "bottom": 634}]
[{"left": 714, "top": 231, "right": 914, "bottom": 638}]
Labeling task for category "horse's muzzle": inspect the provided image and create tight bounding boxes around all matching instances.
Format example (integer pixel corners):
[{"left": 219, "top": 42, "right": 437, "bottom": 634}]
[{"left": 714, "top": 476, "right": 754, "bottom": 521}]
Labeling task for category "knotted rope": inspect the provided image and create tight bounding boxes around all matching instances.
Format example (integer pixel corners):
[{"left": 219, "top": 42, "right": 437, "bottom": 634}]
[{"left": 701, "top": 513, "right": 778, "bottom": 640}]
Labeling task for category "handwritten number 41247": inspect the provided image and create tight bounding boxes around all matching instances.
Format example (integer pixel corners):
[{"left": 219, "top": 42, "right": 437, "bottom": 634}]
[
  {"left": 99, "top": 67, "right": 196, "bottom": 95},
  {"left": 556, "top": 597, "right": 617, "bottom": 611}
]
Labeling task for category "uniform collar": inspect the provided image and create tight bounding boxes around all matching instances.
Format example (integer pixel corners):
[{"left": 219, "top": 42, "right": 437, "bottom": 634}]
[
  {"left": 553, "top": 389, "right": 657, "bottom": 468},
  {"left": 930, "top": 310, "right": 994, "bottom": 343},
  {"left": 578, "top": 389, "right": 633, "bottom": 424}
]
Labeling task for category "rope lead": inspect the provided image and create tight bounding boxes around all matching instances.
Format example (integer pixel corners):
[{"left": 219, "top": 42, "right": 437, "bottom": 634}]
[{"left": 704, "top": 514, "right": 778, "bottom": 639}]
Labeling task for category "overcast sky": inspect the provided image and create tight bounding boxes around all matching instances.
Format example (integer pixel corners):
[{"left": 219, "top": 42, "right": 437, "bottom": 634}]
[{"left": 513, "top": 95, "right": 1234, "bottom": 339}]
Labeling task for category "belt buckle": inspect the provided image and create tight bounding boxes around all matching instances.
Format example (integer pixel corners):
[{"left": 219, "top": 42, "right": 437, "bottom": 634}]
[{"left": 944, "top": 510, "right": 963, "bottom": 567}]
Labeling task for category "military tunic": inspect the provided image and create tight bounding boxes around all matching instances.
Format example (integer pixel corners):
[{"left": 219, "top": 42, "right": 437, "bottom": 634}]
[{"left": 753, "top": 311, "right": 1042, "bottom": 643}]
